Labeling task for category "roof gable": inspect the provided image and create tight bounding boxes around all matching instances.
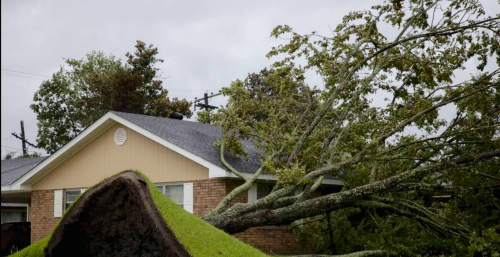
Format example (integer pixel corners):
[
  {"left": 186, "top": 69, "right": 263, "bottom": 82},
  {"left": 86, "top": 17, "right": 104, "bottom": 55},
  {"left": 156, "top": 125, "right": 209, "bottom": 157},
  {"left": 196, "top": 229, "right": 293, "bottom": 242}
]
[
  {"left": 3, "top": 112, "right": 341, "bottom": 192},
  {"left": 112, "top": 112, "right": 262, "bottom": 173},
  {"left": 4, "top": 112, "right": 234, "bottom": 191}
]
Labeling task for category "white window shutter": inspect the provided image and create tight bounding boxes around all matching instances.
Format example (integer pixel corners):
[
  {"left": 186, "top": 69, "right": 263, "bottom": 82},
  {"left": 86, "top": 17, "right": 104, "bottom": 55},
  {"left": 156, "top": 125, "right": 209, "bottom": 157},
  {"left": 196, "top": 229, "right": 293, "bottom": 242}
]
[
  {"left": 183, "top": 183, "right": 193, "bottom": 214},
  {"left": 248, "top": 183, "right": 257, "bottom": 203},
  {"left": 54, "top": 190, "right": 63, "bottom": 217},
  {"left": 81, "top": 188, "right": 86, "bottom": 194}
]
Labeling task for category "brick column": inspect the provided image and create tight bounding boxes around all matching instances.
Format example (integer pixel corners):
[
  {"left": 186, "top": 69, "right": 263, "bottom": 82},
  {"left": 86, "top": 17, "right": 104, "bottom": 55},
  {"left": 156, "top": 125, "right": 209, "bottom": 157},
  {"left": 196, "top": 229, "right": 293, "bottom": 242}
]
[
  {"left": 194, "top": 178, "right": 316, "bottom": 255},
  {"left": 193, "top": 179, "right": 227, "bottom": 217},
  {"left": 31, "top": 190, "right": 60, "bottom": 242}
]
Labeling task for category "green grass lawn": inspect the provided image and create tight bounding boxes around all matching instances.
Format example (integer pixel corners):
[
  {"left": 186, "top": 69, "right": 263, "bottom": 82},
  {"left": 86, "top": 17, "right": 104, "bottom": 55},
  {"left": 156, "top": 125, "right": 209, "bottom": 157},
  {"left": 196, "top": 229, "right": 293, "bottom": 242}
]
[{"left": 10, "top": 170, "right": 266, "bottom": 257}]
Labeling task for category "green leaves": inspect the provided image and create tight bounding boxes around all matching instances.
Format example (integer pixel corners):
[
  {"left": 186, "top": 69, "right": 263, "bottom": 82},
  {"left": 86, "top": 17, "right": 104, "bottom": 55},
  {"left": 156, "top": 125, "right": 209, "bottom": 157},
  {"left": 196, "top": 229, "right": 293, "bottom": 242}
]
[
  {"left": 216, "top": 0, "right": 499, "bottom": 255},
  {"left": 273, "top": 163, "right": 307, "bottom": 187},
  {"left": 31, "top": 41, "right": 192, "bottom": 153}
]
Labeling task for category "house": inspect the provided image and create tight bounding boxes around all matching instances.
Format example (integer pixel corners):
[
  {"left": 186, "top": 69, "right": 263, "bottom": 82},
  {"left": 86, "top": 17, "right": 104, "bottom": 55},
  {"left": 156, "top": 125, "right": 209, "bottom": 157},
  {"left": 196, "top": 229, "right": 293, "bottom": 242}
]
[
  {"left": 1, "top": 111, "right": 342, "bottom": 254},
  {"left": 1, "top": 157, "right": 47, "bottom": 224}
]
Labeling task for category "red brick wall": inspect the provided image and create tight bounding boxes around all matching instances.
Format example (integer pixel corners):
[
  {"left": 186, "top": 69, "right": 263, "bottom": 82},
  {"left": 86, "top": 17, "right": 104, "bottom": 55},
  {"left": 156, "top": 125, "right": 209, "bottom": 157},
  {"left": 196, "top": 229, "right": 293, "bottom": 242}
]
[
  {"left": 225, "top": 179, "right": 248, "bottom": 205},
  {"left": 31, "top": 190, "right": 59, "bottom": 243},
  {"left": 193, "top": 179, "right": 227, "bottom": 217},
  {"left": 192, "top": 179, "right": 248, "bottom": 216},
  {"left": 29, "top": 178, "right": 315, "bottom": 254},
  {"left": 222, "top": 179, "right": 315, "bottom": 255},
  {"left": 235, "top": 227, "right": 315, "bottom": 255}
]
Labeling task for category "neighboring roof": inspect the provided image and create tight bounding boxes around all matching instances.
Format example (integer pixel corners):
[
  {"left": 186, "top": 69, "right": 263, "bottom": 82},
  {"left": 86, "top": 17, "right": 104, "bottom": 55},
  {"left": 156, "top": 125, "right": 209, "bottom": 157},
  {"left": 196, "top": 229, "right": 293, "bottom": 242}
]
[
  {"left": 112, "top": 111, "right": 262, "bottom": 173},
  {"left": 1, "top": 157, "right": 48, "bottom": 186}
]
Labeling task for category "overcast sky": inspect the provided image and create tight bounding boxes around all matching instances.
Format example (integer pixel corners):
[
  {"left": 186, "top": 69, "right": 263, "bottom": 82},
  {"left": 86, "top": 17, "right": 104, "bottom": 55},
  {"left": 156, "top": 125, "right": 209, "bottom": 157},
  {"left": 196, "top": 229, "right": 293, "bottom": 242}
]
[{"left": 1, "top": 0, "right": 498, "bottom": 158}]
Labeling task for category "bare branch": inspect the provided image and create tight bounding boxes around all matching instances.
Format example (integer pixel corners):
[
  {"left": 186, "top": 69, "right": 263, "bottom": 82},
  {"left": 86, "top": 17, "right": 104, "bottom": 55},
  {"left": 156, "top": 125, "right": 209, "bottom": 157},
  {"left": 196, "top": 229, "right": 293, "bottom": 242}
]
[
  {"left": 378, "top": 84, "right": 495, "bottom": 145},
  {"left": 354, "top": 200, "right": 468, "bottom": 239},
  {"left": 206, "top": 164, "right": 265, "bottom": 217},
  {"left": 220, "top": 137, "right": 248, "bottom": 181},
  {"left": 293, "top": 250, "right": 398, "bottom": 257},
  {"left": 478, "top": 172, "right": 500, "bottom": 182},
  {"left": 206, "top": 151, "right": 499, "bottom": 233}
]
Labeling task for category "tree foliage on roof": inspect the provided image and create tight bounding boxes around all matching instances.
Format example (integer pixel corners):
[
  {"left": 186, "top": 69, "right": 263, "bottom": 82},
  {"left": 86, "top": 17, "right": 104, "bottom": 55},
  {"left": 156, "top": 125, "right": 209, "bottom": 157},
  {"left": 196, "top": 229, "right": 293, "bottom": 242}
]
[
  {"left": 201, "top": 0, "right": 500, "bottom": 256},
  {"left": 31, "top": 41, "right": 193, "bottom": 154}
]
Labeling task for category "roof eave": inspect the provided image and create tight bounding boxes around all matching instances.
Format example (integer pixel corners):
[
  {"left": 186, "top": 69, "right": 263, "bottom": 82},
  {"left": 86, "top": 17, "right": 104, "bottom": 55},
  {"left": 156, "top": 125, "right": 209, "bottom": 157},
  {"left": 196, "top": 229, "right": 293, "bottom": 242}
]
[
  {"left": 10, "top": 112, "right": 118, "bottom": 189},
  {"left": 109, "top": 113, "right": 229, "bottom": 178},
  {"left": 225, "top": 172, "right": 343, "bottom": 185},
  {"left": 1, "top": 184, "right": 31, "bottom": 193},
  {"left": 10, "top": 112, "right": 230, "bottom": 191}
]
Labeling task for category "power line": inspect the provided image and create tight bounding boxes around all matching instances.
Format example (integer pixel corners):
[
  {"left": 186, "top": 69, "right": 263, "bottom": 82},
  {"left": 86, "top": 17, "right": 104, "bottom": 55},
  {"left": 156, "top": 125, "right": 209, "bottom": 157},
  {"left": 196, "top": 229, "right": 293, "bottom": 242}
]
[
  {"left": 2, "top": 145, "right": 22, "bottom": 151},
  {"left": 1, "top": 68, "right": 51, "bottom": 78},
  {"left": 194, "top": 91, "right": 222, "bottom": 111},
  {"left": 1, "top": 145, "right": 42, "bottom": 154},
  {"left": 1, "top": 72, "right": 47, "bottom": 81},
  {"left": 11, "top": 121, "right": 38, "bottom": 155},
  {"left": 2, "top": 136, "right": 13, "bottom": 141},
  {"left": 12, "top": 132, "right": 37, "bottom": 149}
]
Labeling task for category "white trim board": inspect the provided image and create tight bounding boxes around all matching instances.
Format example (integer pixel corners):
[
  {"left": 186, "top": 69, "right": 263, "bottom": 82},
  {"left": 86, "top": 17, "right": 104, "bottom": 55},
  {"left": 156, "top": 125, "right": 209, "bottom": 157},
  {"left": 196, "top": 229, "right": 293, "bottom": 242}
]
[
  {"left": 1, "top": 185, "right": 31, "bottom": 192},
  {"left": 9, "top": 113, "right": 118, "bottom": 190},
  {"left": 226, "top": 172, "right": 344, "bottom": 186},
  {"left": 109, "top": 114, "right": 229, "bottom": 178},
  {"left": 6, "top": 111, "right": 342, "bottom": 193},
  {"left": 7, "top": 112, "right": 228, "bottom": 192}
]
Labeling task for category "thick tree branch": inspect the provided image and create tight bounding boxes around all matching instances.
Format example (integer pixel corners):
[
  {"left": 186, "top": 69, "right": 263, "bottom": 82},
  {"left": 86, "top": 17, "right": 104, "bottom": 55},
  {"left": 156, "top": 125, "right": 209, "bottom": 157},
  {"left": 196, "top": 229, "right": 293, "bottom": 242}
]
[
  {"left": 294, "top": 250, "right": 399, "bottom": 257},
  {"left": 220, "top": 137, "right": 248, "bottom": 181},
  {"left": 207, "top": 150, "right": 499, "bottom": 233},
  {"left": 354, "top": 200, "right": 468, "bottom": 239},
  {"left": 206, "top": 165, "right": 265, "bottom": 218},
  {"left": 376, "top": 83, "right": 495, "bottom": 145}
]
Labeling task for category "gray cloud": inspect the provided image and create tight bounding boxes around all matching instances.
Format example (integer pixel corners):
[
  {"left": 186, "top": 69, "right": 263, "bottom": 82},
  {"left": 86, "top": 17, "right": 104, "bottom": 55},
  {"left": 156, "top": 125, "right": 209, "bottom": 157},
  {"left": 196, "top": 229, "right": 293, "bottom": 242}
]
[{"left": 2, "top": 0, "right": 498, "bottom": 158}]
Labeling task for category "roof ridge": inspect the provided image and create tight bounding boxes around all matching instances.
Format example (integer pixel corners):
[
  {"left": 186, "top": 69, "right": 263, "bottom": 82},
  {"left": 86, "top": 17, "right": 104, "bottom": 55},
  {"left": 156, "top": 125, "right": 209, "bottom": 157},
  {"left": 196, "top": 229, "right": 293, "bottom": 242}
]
[{"left": 111, "top": 111, "right": 222, "bottom": 131}]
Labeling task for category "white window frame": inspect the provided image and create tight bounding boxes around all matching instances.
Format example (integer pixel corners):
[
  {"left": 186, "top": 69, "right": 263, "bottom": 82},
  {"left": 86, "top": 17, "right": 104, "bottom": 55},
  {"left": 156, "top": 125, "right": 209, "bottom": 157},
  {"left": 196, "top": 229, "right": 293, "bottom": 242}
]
[
  {"left": 257, "top": 183, "right": 274, "bottom": 200},
  {"left": 248, "top": 182, "right": 275, "bottom": 203},
  {"left": 64, "top": 189, "right": 82, "bottom": 211},
  {"left": 155, "top": 183, "right": 193, "bottom": 213},
  {"left": 155, "top": 183, "right": 185, "bottom": 207}
]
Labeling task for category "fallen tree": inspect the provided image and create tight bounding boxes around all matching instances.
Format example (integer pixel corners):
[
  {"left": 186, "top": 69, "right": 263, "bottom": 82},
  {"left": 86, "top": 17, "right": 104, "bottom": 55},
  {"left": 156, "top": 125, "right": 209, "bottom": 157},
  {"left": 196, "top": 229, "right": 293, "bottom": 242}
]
[{"left": 201, "top": 0, "right": 500, "bottom": 255}]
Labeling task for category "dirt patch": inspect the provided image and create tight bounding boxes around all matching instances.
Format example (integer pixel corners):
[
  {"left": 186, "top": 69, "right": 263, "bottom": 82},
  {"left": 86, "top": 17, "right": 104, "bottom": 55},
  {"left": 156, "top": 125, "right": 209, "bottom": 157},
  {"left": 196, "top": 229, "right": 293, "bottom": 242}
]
[{"left": 45, "top": 171, "right": 190, "bottom": 257}]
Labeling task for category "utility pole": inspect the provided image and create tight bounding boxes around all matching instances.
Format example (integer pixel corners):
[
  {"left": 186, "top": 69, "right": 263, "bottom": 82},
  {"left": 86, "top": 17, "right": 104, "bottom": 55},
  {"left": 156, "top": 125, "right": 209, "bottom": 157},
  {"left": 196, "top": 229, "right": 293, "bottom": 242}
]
[
  {"left": 12, "top": 120, "right": 37, "bottom": 155},
  {"left": 194, "top": 91, "right": 222, "bottom": 111}
]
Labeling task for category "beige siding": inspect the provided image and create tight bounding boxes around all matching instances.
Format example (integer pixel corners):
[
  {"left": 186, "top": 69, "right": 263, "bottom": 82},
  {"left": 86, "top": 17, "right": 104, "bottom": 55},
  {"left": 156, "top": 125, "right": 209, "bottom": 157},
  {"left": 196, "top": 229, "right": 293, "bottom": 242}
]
[{"left": 33, "top": 123, "right": 209, "bottom": 190}]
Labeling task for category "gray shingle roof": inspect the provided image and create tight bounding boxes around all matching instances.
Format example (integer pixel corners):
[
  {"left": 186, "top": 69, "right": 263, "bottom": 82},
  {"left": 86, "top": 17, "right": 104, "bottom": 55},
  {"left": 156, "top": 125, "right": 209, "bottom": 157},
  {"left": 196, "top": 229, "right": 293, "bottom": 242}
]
[
  {"left": 113, "top": 111, "right": 262, "bottom": 173},
  {"left": 1, "top": 157, "right": 48, "bottom": 186}
]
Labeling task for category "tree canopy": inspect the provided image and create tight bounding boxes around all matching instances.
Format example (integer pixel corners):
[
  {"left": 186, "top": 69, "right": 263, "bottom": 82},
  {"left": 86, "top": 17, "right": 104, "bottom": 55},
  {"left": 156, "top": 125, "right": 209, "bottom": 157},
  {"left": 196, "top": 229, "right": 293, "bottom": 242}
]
[
  {"left": 31, "top": 41, "right": 192, "bottom": 153},
  {"left": 203, "top": 0, "right": 500, "bottom": 256}
]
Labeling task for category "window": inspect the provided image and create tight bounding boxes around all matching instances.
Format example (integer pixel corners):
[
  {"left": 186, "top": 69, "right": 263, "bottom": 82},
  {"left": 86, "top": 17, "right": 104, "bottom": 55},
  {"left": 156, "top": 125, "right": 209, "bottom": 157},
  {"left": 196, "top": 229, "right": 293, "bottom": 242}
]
[
  {"left": 257, "top": 183, "right": 274, "bottom": 200},
  {"left": 65, "top": 189, "right": 82, "bottom": 210},
  {"left": 156, "top": 184, "right": 184, "bottom": 208},
  {"left": 1, "top": 212, "right": 22, "bottom": 224}
]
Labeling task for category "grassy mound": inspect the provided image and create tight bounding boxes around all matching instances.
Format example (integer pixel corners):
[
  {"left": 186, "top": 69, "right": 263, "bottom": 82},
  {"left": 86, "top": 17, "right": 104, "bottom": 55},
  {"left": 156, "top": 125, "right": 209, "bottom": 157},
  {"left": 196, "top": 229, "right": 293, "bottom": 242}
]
[{"left": 11, "top": 170, "right": 266, "bottom": 257}]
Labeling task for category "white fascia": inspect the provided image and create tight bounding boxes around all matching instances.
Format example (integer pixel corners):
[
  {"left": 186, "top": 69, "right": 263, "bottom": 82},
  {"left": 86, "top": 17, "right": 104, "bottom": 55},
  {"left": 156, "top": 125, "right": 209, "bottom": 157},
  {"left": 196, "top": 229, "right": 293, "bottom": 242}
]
[
  {"left": 225, "top": 172, "right": 344, "bottom": 185},
  {"left": 12, "top": 112, "right": 322, "bottom": 190},
  {"left": 1, "top": 185, "right": 31, "bottom": 193},
  {"left": 10, "top": 112, "right": 118, "bottom": 190},
  {"left": 108, "top": 114, "right": 229, "bottom": 178}
]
